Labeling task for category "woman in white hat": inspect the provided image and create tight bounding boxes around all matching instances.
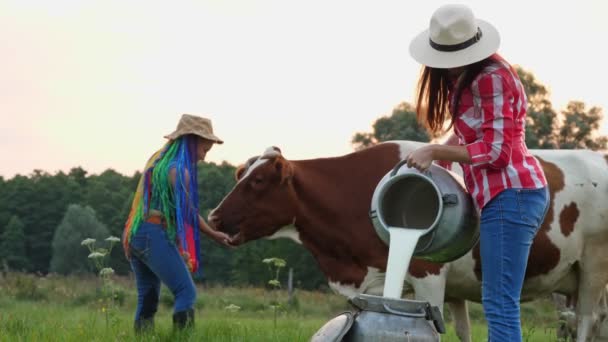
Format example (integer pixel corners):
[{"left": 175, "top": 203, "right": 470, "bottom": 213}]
[
  {"left": 123, "top": 114, "right": 232, "bottom": 333},
  {"left": 405, "top": 4, "right": 549, "bottom": 341}
]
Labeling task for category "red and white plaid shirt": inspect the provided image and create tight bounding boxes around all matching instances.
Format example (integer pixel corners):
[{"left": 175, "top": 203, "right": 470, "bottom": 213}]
[{"left": 446, "top": 55, "right": 547, "bottom": 212}]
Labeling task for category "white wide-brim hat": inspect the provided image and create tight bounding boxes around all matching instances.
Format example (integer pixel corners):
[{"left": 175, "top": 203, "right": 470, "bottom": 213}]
[{"left": 409, "top": 4, "right": 500, "bottom": 69}]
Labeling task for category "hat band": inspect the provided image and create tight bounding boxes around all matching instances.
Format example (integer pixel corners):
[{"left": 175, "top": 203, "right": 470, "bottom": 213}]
[{"left": 429, "top": 27, "right": 483, "bottom": 52}]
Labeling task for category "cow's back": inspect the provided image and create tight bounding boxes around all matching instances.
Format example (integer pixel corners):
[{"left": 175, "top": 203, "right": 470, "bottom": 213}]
[
  {"left": 531, "top": 149, "right": 608, "bottom": 236},
  {"left": 419, "top": 147, "right": 608, "bottom": 302}
]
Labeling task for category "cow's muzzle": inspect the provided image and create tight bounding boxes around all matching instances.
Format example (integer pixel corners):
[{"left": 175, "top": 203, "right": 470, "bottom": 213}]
[{"left": 208, "top": 209, "right": 243, "bottom": 245}]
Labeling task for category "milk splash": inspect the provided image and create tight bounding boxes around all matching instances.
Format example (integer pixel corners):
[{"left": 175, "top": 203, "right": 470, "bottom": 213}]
[{"left": 382, "top": 227, "right": 425, "bottom": 298}]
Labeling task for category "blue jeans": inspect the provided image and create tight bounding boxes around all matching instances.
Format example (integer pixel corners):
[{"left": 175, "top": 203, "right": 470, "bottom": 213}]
[
  {"left": 129, "top": 222, "right": 197, "bottom": 322},
  {"left": 480, "top": 187, "right": 549, "bottom": 342}
]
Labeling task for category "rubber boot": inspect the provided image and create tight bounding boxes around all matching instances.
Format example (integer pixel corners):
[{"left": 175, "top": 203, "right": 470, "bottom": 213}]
[
  {"left": 134, "top": 317, "right": 154, "bottom": 334},
  {"left": 172, "top": 308, "right": 195, "bottom": 330}
]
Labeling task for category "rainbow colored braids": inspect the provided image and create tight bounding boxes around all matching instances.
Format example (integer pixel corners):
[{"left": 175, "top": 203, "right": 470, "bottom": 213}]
[{"left": 123, "top": 135, "right": 201, "bottom": 272}]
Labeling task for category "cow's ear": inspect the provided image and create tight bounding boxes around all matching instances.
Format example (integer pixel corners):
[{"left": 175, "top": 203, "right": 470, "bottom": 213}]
[
  {"left": 274, "top": 158, "right": 294, "bottom": 184},
  {"left": 235, "top": 165, "right": 246, "bottom": 180}
]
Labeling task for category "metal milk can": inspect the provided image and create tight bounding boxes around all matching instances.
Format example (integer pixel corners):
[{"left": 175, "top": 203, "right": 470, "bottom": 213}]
[
  {"left": 311, "top": 294, "right": 445, "bottom": 342},
  {"left": 369, "top": 161, "right": 479, "bottom": 263}
]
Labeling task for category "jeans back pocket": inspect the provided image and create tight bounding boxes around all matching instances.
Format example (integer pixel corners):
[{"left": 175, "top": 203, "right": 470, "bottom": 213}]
[
  {"left": 515, "top": 188, "right": 549, "bottom": 228},
  {"left": 129, "top": 232, "right": 150, "bottom": 261}
]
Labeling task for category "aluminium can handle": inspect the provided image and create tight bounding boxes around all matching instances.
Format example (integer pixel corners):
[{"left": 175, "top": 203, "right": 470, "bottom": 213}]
[
  {"left": 382, "top": 303, "right": 446, "bottom": 334},
  {"left": 390, "top": 159, "right": 433, "bottom": 179},
  {"left": 389, "top": 159, "right": 409, "bottom": 177},
  {"left": 382, "top": 303, "right": 427, "bottom": 318}
]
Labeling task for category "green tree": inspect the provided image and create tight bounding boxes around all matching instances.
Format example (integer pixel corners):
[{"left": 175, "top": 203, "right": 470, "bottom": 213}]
[
  {"left": 68, "top": 167, "right": 88, "bottom": 187},
  {"left": 516, "top": 66, "right": 606, "bottom": 150},
  {"left": 50, "top": 204, "right": 110, "bottom": 275},
  {"left": 195, "top": 161, "right": 238, "bottom": 283},
  {"left": 1, "top": 173, "right": 45, "bottom": 272},
  {"left": 0, "top": 170, "right": 84, "bottom": 273},
  {"left": 515, "top": 66, "right": 558, "bottom": 149},
  {"left": 0, "top": 175, "right": 9, "bottom": 237},
  {"left": 0, "top": 215, "right": 30, "bottom": 271},
  {"left": 352, "top": 102, "right": 432, "bottom": 150},
  {"left": 84, "top": 169, "right": 135, "bottom": 275},
  {"left": 557, "top": 101, "right": 608, "bottom": 150},
  {"left": 198, "top": 161, "right": 238, "bottom": 214},
  {"left": 33, "top": 171, "right": 85, "bottom": 272}
]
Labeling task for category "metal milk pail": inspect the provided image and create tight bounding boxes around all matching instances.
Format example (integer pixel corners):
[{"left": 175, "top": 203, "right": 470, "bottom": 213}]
[
  {"left": 311, "top": 294, "right": 445, "bottom": 342},
  {"left": 369, "top": 161, "right": 479, "bottom": 263}
]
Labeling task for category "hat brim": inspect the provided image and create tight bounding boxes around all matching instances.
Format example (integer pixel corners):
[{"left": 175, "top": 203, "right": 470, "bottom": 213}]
[
  {"left": 164, "top": 130, "right": 224, "bottom": 144},
  {"left": 409, "top": 19, "right": 500, "bottom": 69}
]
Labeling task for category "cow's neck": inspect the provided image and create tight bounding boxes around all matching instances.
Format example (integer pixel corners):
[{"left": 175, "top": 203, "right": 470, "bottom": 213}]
[{"left": 288, "top": 144, "right": 402, "bottom": 285}]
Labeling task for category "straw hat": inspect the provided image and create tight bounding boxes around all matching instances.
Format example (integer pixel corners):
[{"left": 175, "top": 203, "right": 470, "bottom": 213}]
[
  {"left": 164, "top": 114, "right": 224, "bottom": 144},
  {"left": 409, "top": 4, "right": 500, "bottom": 69}
]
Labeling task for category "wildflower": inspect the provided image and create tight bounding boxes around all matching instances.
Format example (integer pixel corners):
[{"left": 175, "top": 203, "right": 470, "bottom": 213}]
[
  {"left": 224, "top": 304, "right": 241, "bottom": 312},
  {"left": 105, "top": 236, "right": 121, "bottom": 243},
  {"left": 88, "top": 252, "right": 106, "bottom": 259},
  {"left": 263, "top": 257, "right": 286, "bottom": 268},
  {"left": 99, "top": 268, "right": 115, "bottom": 277},
  {"left": 273, "top": 259, "right": 286, "bottom": 268},
  {"left": 81, "top": 238, "right": 96, "bottom": 246},
  {"left": 268, "top": 280, "right": 280, "bottom": 287}
]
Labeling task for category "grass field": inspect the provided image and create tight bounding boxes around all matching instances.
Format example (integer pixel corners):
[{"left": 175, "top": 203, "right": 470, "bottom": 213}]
[{"left": 0, "top": 272, "right": 566, "bottom": 341}]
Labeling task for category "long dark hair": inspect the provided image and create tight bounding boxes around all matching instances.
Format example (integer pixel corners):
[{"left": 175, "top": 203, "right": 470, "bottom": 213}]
[{"left": 415, "top": 54, "right": 498, "bottom": 134}]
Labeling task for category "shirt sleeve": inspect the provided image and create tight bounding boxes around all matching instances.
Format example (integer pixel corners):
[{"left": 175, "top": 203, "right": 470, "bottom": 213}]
[{"left": 465, "top": 73, "right": 514, "bottom": 169}]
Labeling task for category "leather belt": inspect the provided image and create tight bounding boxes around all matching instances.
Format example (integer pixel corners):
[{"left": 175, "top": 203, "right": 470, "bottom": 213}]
[{"left": 145, "top": 210, "right": 167, "bottom": 227}]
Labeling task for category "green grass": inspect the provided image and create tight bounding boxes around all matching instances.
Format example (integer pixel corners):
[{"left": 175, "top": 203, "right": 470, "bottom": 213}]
[
  {"left": 0, "top": 301, "right": 328, "bottom": 342},
  {"left": 0, "top": 272, "right": 566, "bottom": 341}
]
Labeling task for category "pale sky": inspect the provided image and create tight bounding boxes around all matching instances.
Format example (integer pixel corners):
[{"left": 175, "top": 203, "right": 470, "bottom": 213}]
[{"left": 1, "top": 0, "right": 607, "bottom": 178}]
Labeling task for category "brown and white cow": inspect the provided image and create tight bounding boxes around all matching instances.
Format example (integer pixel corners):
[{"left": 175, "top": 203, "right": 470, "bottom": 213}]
[{"left": 209, "top": 141, "right": 608, "bottom": 342}]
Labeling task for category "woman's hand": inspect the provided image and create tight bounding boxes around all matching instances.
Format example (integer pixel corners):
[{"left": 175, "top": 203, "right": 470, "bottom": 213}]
[
  {"left": 406, "top": 145, "right": 436, "bottom": 172},
  {"left": 199, "top": 215, "right": 233, "bottom": 248},
  {"left": 207, "top": 229, "right": 233, "bottom": 248},
  {"left": 407, "top": 142, "right": 472, "bottom": 171}
]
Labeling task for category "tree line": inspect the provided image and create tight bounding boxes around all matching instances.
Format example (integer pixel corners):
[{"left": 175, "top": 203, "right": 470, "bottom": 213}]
[
  {"left": 0, "top": 163, "right": 327, "bottom": 290},
  {"left": 1, "top": 66, "right": 605, "bottom": 290}
]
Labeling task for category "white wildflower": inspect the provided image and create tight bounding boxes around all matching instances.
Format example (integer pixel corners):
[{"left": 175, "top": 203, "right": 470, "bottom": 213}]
[
  {"left": 224, "top": 304, "right": 241, "bottom": 312},
  {"left": 81, "top": 238, "right": 96, "bottom": 246},
  {"left": 99, "top": 268, "right": 115, "bottom": 277},
  {"left": 262, "top": 257, "right": 286, "bottom": 268},
  {"left": 105, "top": 236, "right": 121, "bottom": 243},
  {"left": 273, "top": 259, "right": 286, "bottom": 268},
  {"left": 88, "top": 252, "right": 106, "bottom": 259}
]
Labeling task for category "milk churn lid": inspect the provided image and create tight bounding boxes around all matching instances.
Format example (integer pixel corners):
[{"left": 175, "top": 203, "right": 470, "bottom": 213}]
[
  {"left": 349, "top": 294, "right": 447, "bottom": 334},
  {"left": 350, "top": 294, "right": 429, "bottom": 316},
  {"left": 310, "top": 311, "right": 355, "bottom": 342}
]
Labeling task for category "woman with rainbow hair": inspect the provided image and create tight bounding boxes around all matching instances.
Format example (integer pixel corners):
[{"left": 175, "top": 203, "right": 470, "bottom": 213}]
[{"left": 123, "top": 114, "right": 232, "bottom": 332}]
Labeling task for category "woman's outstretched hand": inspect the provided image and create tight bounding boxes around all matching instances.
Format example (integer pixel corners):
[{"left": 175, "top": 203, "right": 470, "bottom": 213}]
[
  {"left": 407, "top": 138, "right": 471, "bottom": 171},
  {"left": 199, "top": 215, "right": 234, "bottom": 248},
  {"left": 207, "top": 229, "right": 233, "bottom": 248},
  {"left": 406, "top": 145, "right": 435, "bottom": 172}
]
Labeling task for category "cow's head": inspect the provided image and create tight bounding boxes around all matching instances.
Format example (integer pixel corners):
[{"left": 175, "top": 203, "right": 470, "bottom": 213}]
[{"left": 208, "top": 146, "right": 298, "bottom": 245}]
